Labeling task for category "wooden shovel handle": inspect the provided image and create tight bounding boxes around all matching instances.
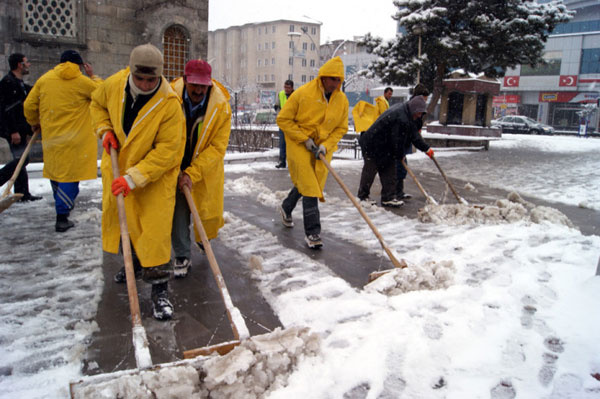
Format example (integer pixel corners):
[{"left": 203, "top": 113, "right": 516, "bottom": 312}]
[
  {"left": 182, "top": 185, "right": 249, "bottom": 340},
  {"left": 401, "top": 157, "right": 437, "bottom": 205},
  {"left": 430, "top": 155, "right": 468, "bottom": 205},
  {"left": 109, "top": 147, "right": 143, "bottom": 328},
  {"left": 1, "top": 130, "right": 39, "bottom": 199},
  {"left": 318, "top": 153, "right": 406, "bottom": 269}
]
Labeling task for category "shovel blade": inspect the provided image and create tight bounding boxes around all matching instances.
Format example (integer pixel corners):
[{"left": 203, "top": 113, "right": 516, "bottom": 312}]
[{"left": 0, "top": 194, "right": 23, "bottom": 213}]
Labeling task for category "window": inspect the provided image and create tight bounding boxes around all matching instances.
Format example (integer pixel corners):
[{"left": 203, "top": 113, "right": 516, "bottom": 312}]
[
  {"left": 311, "top": 43, "right": 316, "bottom": 51},
  {"left": 272, "top": 42, "right": 275, "bottom": 49},
  {"left": 311, "top": 27, "right": 317, "bottom": 35},
  {"left": 271, "top": 58, "right": 275, "bottom": 65},
  {"left": 521, "top": 51, "right": 562, "bottom": 76},
  {"left": 302, "top": 42, "right": 307, "bottom": 50},
  {"left": 302, "top": 59, "right": 307, "bottom": 67},
  {"left": 289, "top": 41, "right": 294, "bottom": 49},
  {"left": 271, "top": 74, "right": 275, "bottom": 81},
  {"left": 258, "top": 28, "right": 261, "bottom": 35},
  {"left": 302, "top": 75, "right": 307, "bottom": 83},
  {"left": 289, "top": 57, "right": 293, "bottom": 66},
  {"left": 23, "top": 0, "right": 77, "bottom": 37},
  {"left": 264, "top": 74, "right": 268, "bottom": 81},
  {"left": 264, "top": 58, "right": 268, "bottom": 66},
  {"left": 302, "top": 25, "right": 308, "bottom": 33},
  {"left": 272, "top": 25, "right": 276, "bottom": 33},
  {"left": 310, "top": 59, "right": 315, "bottom": 67},
  {"left": 288, "top": 74, "right": 293, "bottom": 80},
  {"left": 162, "top": 25, "right": 189, "bottom": 81},
  {"left": 265, "top": 26, "right": 268, "bottom": 34},
  {"left": 258, "top": 59, "right": 261, "bottom": 67},
  {"left": 265, "top": 42, "right": 268, "bottom": 50},
  {"left": 258, "top": 43, "right": 261, "bottom": 51},
  {"left": 289, "top": 25, "right": 295, "bottom": 32},
  {"left": 309, "top": 75, "right": 314, "bottom": 80},
  {"left": 580, "top": 48, "right": 600, "bottom": 74}
]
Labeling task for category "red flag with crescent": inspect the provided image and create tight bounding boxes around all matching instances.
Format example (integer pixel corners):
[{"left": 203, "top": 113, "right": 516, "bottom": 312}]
[
  {"left": 504, "top": 76, "right": 520, "bottom": 87},
  {"left": 559, "top": 75, "right": 577, "bottom": 87}
]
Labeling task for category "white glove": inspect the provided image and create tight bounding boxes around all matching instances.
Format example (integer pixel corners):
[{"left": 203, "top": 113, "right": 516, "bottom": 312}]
[
  {"left": 313, "top": 144, "right": 326, "bottom": 158},
  {"left": 304, "top": 138, "right": 317, "bottom": 152}
]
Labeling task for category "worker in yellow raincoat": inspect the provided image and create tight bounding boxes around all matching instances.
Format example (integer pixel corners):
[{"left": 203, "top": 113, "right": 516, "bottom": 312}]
[
  {"left": 375, "top": 87, "right": 393, "bottom": 116},
  {"left": 24, "top": 50, "right": 101, "bottom": 232},
  {"left": 276, "top": 56, "right": 349, "bottom": 249},
  {"left": 90, "top": 44, "right": 185, "bottom": 321},
  {"left": 169, "top": 59, "right": 231, "bottom": 278}
]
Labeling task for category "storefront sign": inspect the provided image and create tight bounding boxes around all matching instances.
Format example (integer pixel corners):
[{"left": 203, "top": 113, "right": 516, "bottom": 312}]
[
  {"left": 492, "top": 95, "right": 521, "bottom": 104},
  {"left": 539, "top": 92, "right": 598, "bottom": 103}
]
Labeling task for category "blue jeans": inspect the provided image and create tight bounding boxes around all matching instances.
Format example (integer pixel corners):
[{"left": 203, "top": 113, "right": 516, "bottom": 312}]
[
  {"left": 278, "top": 129, "right": 286, "bottom": 163},
  {"left": 50, "top": 180, "right": 79, "bottom": 215},
  {"left": 282, "top": 186, "right": 320, "bottom": 236}
]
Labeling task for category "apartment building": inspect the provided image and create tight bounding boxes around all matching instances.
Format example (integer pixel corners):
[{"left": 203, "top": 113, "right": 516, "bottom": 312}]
[
  {"left": 498, "top": 0, "right": 600, "bottom": 132},
  {"left": 208, "top": 19, "right": 320, "bottom": 110}
]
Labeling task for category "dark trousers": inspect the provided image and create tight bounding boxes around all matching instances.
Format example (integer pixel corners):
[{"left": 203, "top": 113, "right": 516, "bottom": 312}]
[
  {"left": 357, "top": 158, "right": 396, "bottom": 202},
  {"left": 0, "top": 142, "right": 30, "bottom": 195},
  {"left": 396, "top": 157, "right": 408, "bottom": 197},
  {"left": 282, "top": 186, "right": 320, "bottom": 236},
  {"left": 278, "top": 129, "right": 286, "bottom": 163}
]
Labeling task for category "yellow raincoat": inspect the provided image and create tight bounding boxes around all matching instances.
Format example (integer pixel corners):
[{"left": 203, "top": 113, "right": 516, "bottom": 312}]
[
  {"left": 375, "top": 95, "right": 389, "bottom": 115},
  {"left": 170, "top": 77, "right": 231, "bottom": 240},
  {"left": 90, "top": 68, "right": 185, "bottom": 267},
  {"left": 23, "top": 62, "right": 101, "bottom": 182},
  {"left": 276, "top": 57, "right": 349, "bottom": 200},
  {"left": 352, "top": 101, "right": 378, "bottom": 132}
]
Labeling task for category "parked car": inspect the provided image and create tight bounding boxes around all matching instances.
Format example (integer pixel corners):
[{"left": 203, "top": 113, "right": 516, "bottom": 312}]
[
  {"left": 491, "top": 115, "right": 555, "bottom": 135},
  {"left": 252, "top": 109, "right": 277, "bottom": 124}
]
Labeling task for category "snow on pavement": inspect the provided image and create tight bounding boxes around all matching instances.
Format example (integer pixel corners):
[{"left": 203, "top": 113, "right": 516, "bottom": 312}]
[{"left": 0, "top": 134, "right": 599, "bottom": 398}]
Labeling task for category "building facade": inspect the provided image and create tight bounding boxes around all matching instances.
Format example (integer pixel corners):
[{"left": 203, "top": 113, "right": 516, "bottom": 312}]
[
  {"left": 498, "top": 0, "right": 600, "bottom": 133},
  {"left": 0, "top": 0, "right": 209, "bottom": 82},
  {"left": 208, "top": 19, "right": 321, "bottom": 110}
]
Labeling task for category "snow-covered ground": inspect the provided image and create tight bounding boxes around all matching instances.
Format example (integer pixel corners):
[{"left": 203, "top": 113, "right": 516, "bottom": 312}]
[{"left": 1, "top": 134, "right": 599, "bottom": 398}]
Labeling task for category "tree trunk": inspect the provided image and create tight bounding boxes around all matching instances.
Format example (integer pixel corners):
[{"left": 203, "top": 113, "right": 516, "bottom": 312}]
[{"left": 426, "top": 61, "right": 446, "bottom": 120}]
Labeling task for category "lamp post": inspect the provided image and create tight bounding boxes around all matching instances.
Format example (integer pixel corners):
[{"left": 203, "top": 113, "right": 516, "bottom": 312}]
[
  {"left": 413, "top": 26, "right": 423, "bottom": 84},
  {"left": 288, "top": 31, "right": 301, "bottom": 82},
  {"left": 332, "top": 40, "right": 347, "bottom": 58}
]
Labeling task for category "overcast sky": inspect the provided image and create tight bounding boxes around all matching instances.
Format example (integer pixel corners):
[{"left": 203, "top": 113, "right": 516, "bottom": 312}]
[{"left": 208, "top": 0, "right": 399, "bottom": 43}]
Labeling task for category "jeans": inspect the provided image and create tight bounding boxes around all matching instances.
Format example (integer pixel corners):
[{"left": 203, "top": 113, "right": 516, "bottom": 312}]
[
  {"left": 282, "top": 186, "right": 320, "bottom": 236},
  {"left": 278, "top": 129, "right": 286, "bottom": 164}
]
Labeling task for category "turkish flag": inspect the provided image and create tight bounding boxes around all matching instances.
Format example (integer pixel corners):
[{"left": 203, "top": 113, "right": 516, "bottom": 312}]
[
  {"left": 504, "top": 76, "right": 520, "bottom": 87},
  {"left": 559, "top": 75, "right": 577, "bottom": 87}
]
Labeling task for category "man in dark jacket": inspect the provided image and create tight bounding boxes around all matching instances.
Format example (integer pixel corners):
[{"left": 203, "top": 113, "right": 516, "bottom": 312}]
[
  {"left": 0, "top": 53, "right": 42, "bottom": 202},
  {"left": 357, "top": 95, "right": 434, "bottom": 207}
]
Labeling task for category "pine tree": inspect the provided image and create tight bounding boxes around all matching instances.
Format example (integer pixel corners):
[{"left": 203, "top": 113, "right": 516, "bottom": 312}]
[{"left": 361, "top": 0, "right": 573, "bottom": 114}]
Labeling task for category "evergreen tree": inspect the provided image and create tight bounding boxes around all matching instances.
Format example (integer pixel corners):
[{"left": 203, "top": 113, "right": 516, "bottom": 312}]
[{"left": 361, "top": 0, "right": 573, "bottom": 114}]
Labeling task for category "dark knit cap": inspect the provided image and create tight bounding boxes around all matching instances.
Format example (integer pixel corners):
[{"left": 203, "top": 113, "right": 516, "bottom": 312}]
[
  {"left": 408, "top": 95, "right": 427, "bottom": 115},
  {"left": 60, "top": 50, "right": 84, "bottom": 65}
]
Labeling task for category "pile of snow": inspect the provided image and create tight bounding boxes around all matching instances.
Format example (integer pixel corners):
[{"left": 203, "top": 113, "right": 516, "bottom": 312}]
[
  {"left": 418, "top": 191, "right": 574, "bottom": 228},
  {"left": 366, "top": 260, "right": 456, "bottom": 296},
  {"left": 70, "top": 326, "right": 320, "bottom": 399}
]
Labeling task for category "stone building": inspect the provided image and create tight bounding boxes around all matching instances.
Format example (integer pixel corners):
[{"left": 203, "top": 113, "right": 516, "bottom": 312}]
[
  {"left": 0, "top": 0, "right": 209, "bottom": 82},
  {"left": 208, "top": 19, "right": 321, "bottom": 110}
]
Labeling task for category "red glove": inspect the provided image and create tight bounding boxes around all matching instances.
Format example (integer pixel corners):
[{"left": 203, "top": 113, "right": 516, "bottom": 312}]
[
  {"left": 111, "top": 176, "right": 132, "bottom": 197},
  {"left": 426, "top": 148, "right": 434, "bottom": 159},
  {"left": 103, "top": 131, "right": 118, "bottom": 154}
]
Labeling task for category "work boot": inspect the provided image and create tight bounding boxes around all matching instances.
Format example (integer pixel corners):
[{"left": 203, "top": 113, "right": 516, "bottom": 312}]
[
  {"left": 359, "top": 197, "right": 377, "bottom": 206},
  {"left": 173, "top": 257, "right": 191, "bottom": 278},
  {"left": 275, "top": 161, "right": 286, "bottom": 169},
  {"left": 19, "top": 193, "right": 43, "bottom": 202},
  {"left": 55, "top": 214, "right": 74, "bottom": 232},
  {"left": 381, "top": 199, "right": 405, "bottom": 208},
  {"left": 278, "top": 204, "right": 294, "bottom": 227},
  {"left": 305, "top": 234, "right": 323, "bottom": 249},
  {"left": 396, "top": 181, "right": 411, "bottom": 200},
  {"left": 151, "top": 282, "right": 173, "bottom": 321}
]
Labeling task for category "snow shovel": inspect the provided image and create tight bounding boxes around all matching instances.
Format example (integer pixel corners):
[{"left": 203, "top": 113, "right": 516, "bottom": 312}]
[
  {"left": 401, "top": 157, "right": 438, "bottom": 205},
  {"left": 181, "top": 185, "right": 250, "bottom": 358},
  {"left": 430, "top": 154, "right": 468, "bottom": 205},
  {"left": 0, "top": 130, "right": 39, "bottom": 213},
  {"left": 317, "top": 153, "right": 408, "bottom": 279},
  {"left": 109, "top": 147, "right": 153, "bottom": 369}
]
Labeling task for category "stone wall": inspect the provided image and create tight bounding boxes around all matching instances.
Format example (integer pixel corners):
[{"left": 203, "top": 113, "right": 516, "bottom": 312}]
[{"left": 0, "top": 0, "right": 208, "bottom": 82}]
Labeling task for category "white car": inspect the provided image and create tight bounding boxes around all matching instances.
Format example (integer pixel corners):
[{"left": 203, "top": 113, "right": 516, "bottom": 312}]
[{"left": 491, "top": 115, "right": 555, "bottom": 135}]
